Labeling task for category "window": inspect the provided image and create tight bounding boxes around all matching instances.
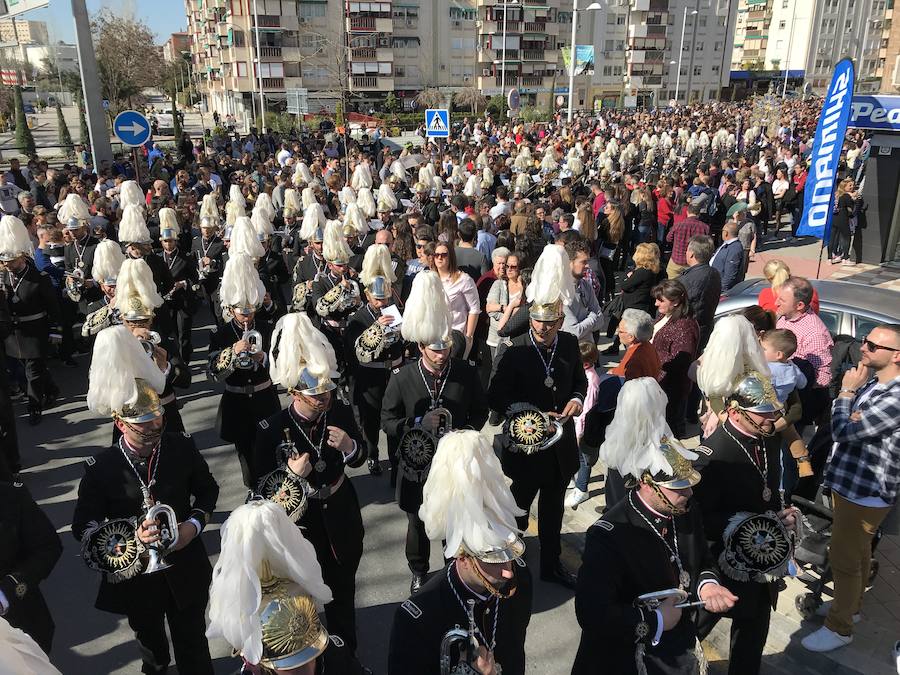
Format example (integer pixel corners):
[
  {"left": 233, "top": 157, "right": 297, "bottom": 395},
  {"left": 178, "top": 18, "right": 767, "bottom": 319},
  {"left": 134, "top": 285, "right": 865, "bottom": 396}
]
[
  {"left": 300, "top": 3, "right": 326, "bottom": 18},
  {"left": 695, "top": 42, "right": 704, "bottom": 51},
  {"left": 449, "top": 7, "right": 475, "bottom": 21},
  {"left": 779, "top": 20, "right": 786, "bottom": 29},
  {"left": 452, "top": 38, "right": 475, "bottom": 51},
  {"left": 782, "top": 0, "right": 789, "bottom": 6},
  {"left": 256, "top": 62, "right": 284, "bottom": 78},
  {"left": 714, "top": 41, "right": 723, "bottom": 51},
  {"left": 693, "top": 65, "right": 702, "bottom": 76},
  {"left": 604, "top": 39, "right": 614, "bottom": 51},
  {"left": 235, "top": 61, "right": 247, "bottom": 77},
  {"left": 698, "top": 15, "right": 707, "bottom": 27},
  {"left": 617, "top": 15, "right": 626, "bottom": 25},
  {"left": 711, "top": 65, "right": 720, "bottom": 74}
]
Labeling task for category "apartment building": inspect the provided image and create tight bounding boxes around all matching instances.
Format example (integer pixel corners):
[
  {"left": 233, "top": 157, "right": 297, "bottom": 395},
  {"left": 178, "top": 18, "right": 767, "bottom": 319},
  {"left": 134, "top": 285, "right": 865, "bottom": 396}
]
[
  {"left": 0, "top": 18, "right": 49, "bottom": 45},
  {"left": 883, "top": 0, "right": 900, "bottom": 92},
  {"left": 163, "top": 32, "right": 192, "bottom": 62}
]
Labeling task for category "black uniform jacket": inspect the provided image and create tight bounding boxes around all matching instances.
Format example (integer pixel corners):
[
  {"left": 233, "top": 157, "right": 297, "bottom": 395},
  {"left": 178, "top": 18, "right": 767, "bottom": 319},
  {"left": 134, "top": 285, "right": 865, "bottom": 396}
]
[
  {"left": 207, "top": 318, "right": 279, "bottom": 443},
  {"left": 489, "top": 330, "right": 587, "bottom": 479},
  {"left": 0, "top": 482, "right": 62, "bottom": 652},
  {"left": 311, "top": 271, "right": 364, "bottom": 324},
  {"left": 258, "top": 248, "right": 289, "bottom": 306},
  {"left": 572, "top": 492, "right": 719, "bottom": 675},
  {"left": 252, "top": 402, "right": 366, "bottom": 566},
  {"left": 692, "top": 420, "right": 783, "bottom": 613},
  {"left": 158, "top": 249, "right": 199, "bottom": 314},
  {"left": 71, "top": 432, "right": 219, "bottom": 615},
  {"left": 291, "top": 250, "right": 326, "bottom": 286},
  {"left": 388, "top": 560, "right": 533, "bottom": 675},
  {"left": 64, "top": 234, "right": 101, "bottom": 309},
  {"left": 3, "top": 261, "right": 61, "bottom": 359},
  {"left": 190, "top": 234, "right": 226, "bottom": 292},
  {"left": 381, "top": 358, "right": 488, "bottom": 512},
  {"left": 343, "top": 302, "right": 406, "bottom": 381},
  {"left": 278, "top": 224, "right": 304, "bottom": 273}
]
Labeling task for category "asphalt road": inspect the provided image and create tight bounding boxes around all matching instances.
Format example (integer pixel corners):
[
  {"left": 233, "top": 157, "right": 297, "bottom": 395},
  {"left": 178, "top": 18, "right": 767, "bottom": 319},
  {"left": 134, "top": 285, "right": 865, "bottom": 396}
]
[{"left": 16, "top": 306, "right": 581, "bottom": 675}]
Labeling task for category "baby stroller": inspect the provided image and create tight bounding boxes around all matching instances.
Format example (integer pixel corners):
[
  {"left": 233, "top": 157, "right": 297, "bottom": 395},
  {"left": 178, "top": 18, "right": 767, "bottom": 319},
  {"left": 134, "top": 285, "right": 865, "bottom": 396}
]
[{"left": 790, "top": 488, "right": 881, "bottom": 618}]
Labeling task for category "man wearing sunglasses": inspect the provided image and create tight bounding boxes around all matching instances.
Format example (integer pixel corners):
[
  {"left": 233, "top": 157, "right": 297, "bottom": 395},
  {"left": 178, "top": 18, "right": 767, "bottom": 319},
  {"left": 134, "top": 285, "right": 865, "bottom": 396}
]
[{"left": 803, "top": 324, "right": 900, "bottom": 653}]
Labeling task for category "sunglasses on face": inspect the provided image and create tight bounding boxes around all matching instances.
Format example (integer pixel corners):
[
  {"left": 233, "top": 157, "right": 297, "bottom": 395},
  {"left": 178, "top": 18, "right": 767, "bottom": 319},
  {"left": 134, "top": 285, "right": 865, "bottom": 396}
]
[
  {"left": 863, "top": 338, "right": 900, "bottom": 353},
  {"left": 506, "top": 264, "right": 519, "bottom": 270},
  {"left": 434, "top": 252, "right": 449, "bottom": 258}
]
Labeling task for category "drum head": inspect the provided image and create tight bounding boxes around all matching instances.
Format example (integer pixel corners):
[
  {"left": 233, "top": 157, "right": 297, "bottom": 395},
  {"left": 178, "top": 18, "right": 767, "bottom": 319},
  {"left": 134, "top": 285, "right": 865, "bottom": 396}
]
[
  {"left": 720, "top": 511, "right": 792, "bottom": 583},
  {"left": 258, "top": 468, "right": 310, "bottom": 522},
  {"left": 81, "top": 518, "right": 145, "bottom": 583},
  {"left": 504, "top": 404, "right": 550, "bottom": 454},
  {"left": 398, "top": 427, "right": 437, "bottom": 482}
]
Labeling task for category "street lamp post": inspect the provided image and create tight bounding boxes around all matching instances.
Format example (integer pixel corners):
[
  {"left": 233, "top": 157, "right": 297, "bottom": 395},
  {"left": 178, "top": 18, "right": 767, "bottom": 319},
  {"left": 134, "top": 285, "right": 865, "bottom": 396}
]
[
  {"left": 673, "top": 7, "right": 697, "bottom": 106},
  {"left": 782, "top": 0, "right": 798, "bottom": 98},
  {"left": 567, "top": 0, "right": 602, "bottom": 124},
  {"left": 252, "top": 0, "right": 267, "bottom": 133},
  {"left": 500, "top": 0, "right": 509, "bottom": 100}
]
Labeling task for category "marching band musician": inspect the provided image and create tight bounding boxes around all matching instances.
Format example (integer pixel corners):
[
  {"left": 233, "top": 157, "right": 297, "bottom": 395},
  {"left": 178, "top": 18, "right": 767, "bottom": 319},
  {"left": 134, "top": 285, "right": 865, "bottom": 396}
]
[
  {"left": 693, "top": 326, "right": 797, "bottom": 675},
  {"left": 114, "top": 258, "right": 190, "bottom": 435},
  {"left": 158, "top": 209, "right": 199, "bottom": 363},
  {"left": 573, "top": 378, "right": 736, "bottom": 675},
  {"left": 252, "top": 209, "right": 290, "bottom": 312},
  {"left": 488, "top": 244, "right": 586, "bottom": 589},
  {"left": 344, "top": 244, "right": 405, "bottom": 477},
  {"left": 279, "top": 188, "right": 305, "bottom": 274},
  {"left": 290, "top": 201, "right": 327, "bottom": 300},
  {"left": 252, "top": 311, "right": 366, "bottom": 651},
  {"left": 83, "top": 239, "right": 125, "bottom": 318},
  {"left": 0, "top": 617, "right": 62, "bottom": 675},
  {"left": 59, "top": 193, "right": 101, "bottom": 312},
  {"left": 191, "top": 212, "right": 226, "bottom": 328},
  {"left": 388, "top": 430, "right": 532, "bottom": 675},
  {"left": 118, "top": 189, "right": 175, "bottom": 299},
  {"left": 381, "top": 271, "right": 488, "bottom": 593},
  {"left": 207, "top": 251, "right": 280, "bottom": 489},
  {"left": 311, "top": 219, "right": 363, "bottom": 366},
  {"left": 0, "top": 215, "right": 61, "bottom": 427},
  {"left": 72, "top": 325, "right": 219, "bottom": 675},
  {"left": 206, "top": 500, "right": 369, "bottom": 674}
]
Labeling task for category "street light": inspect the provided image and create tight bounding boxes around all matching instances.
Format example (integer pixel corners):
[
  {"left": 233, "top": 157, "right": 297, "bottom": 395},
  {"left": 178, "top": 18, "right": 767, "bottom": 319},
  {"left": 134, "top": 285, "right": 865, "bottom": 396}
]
[
  {"left": 673, "top": 7, "right": 697, "bottom": 106},
  {"left": 567, "top": 0, "right": 603, "bottom": 123},
  {"left": 500, "top": 0, "right": 521, "bottom": 104}
]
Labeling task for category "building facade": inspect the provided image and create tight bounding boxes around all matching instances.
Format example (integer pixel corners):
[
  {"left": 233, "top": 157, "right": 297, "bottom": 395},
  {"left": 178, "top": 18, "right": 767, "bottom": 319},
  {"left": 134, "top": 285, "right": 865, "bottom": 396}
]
[
  {"left": 163, "top": 32, "right": 192, "bottom": 62},
  {"left": 0, "top": 18, "right": 49, "bottom": 45},
  {"left": 185, "top": 0, "right": 739, "bottom": 120}
]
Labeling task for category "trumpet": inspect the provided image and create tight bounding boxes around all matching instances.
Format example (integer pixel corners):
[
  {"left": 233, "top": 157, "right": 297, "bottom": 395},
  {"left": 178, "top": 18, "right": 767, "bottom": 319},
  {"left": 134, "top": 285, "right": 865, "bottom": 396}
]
[
  {"left": 140, "top": 330, "right": 162, "bottom": 357},
  {"left": 196, "top": 251, "right": 211, "bottom": 281},
  {"left": 440, "top": 599, "right": 480, "bottom": 675},
  {"left": 140, "top": 482, "right": 179, "bottom": 575},
  {"left": 236, "top": 326, "right": 263, "bottom": 369}
]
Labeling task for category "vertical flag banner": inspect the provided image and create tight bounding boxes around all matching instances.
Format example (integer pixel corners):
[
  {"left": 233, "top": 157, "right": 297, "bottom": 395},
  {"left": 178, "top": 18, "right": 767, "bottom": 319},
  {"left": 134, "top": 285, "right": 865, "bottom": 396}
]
[{"left": 796, "top": 58, "right": 855, "bottom": 239}]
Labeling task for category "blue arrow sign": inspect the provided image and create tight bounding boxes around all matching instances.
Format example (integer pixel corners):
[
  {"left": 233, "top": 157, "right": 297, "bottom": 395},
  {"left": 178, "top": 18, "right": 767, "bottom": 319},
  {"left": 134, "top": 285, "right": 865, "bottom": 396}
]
[
  {"left": 113, "top": 110, "right": 152, "bottom": 147},
  {"left": 425, "top": 109, "right": 449, "bottom": 138}
]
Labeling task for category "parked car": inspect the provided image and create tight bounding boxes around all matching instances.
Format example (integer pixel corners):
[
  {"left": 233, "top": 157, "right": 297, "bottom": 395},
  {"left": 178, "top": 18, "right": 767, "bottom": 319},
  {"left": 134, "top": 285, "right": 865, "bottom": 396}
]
[{"left": 715, "top": 278, "right": 900, "bottom": 338}]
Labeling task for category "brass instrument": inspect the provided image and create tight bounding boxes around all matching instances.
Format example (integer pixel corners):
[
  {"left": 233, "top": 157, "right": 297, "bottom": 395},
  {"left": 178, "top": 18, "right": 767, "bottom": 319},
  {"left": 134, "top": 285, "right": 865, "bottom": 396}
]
[
  {"left": 315, "top": 279, "right": 361, "bottom": 318},
  {"left": 635, "top": 588, "right": 706, "bottom": 611},
  {"left": 236, "top": 326, "right": 263, "bottom": 369},
  {"left": 139, "top": 482, "right": 179, "bottom": 574},
  {"left": 140, "top": 330, "right": 162, "bottom": 357},
  {"left": 355, "top": 320, "right": 400, "bottom": 363},
  {"left": 65, "top": 268, "right": 86, "bottom": 302},
  {"left": 398, "top": 407, "right": 452, "bottom": 482},
  {"left": 196, "top": 251, "right": 211, "bottom": 282},
  {"left": 439, "top": 599, "right": 480, "bottom": 675}
]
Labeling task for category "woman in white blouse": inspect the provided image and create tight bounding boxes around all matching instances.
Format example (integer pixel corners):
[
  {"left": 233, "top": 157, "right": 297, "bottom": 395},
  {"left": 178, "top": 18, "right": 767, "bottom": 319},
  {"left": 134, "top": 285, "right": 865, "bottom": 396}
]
[
  {"left": 485, "top": 252, "right": 524, "bottom": 357},
  {"left": 433, "top": 241, "right": 480, "bottom": 355},
  {"left": 771, "top": 167, "right": 790, "bottom": 232}
]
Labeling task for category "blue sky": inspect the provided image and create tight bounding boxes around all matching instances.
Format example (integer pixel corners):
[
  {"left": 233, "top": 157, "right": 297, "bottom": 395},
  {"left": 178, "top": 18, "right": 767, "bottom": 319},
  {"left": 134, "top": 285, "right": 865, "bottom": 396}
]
[{"left": 24, "top": 0, "right": 186, "bottom": 44}]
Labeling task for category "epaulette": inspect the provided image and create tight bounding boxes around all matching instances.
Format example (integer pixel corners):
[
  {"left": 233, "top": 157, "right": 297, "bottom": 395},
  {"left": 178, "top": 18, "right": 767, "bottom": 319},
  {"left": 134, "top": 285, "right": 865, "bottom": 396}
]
[
  {"left": 593, "top": 519, "right": 614, "bottom": 532},
  {"left": 259, "top": 419, "right": 270, "bottom": 429},
  {"left": 400, "top": 599, "right": 422, "bottom": 619},
  {"left": 392, "top": 367, "right": 400, "bottom": 374},
  {"left": 694, "top": 445, "right": 713, "bottom": 456},
  {"left": 328, "top": 635, "right": 345, "bottom": 648},
  {"left": 84, "top": 456, "right": 96, "bottom": 467}
]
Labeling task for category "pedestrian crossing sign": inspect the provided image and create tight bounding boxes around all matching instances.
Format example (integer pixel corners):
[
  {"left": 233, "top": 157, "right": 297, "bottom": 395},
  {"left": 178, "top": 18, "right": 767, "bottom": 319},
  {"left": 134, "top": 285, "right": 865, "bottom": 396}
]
[{"left": 425, "top": 109, "right": 450, "bottom": 138}]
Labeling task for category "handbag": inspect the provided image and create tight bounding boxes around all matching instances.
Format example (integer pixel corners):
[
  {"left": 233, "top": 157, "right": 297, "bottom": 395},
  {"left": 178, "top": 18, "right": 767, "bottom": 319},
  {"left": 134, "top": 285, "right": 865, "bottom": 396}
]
[{"left": 604, "top": 293, "right": 625, "bottom": 320}]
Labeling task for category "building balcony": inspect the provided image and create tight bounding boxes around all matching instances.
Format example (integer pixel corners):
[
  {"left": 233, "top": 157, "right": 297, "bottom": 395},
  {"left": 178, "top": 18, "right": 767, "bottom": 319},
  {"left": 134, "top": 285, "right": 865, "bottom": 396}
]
[
  {"left": 629, "top": 75, "right": 663, "bottom": 88},
  {"left": 348, "top": 16, "right": 393, "bottom": 33},
  {"left": 522, "top": 49, "right": 545, "bottom": 61},
  {"left": 281, "top": 15, "right": 299, "bottom": 31},
  {"left": 350, "top": 75, "right": 395, "bottom": 91},
  {"left": 350, "top": 47, "right": 394, "bottom": 61},
  {"left": 524, "top": 21, "right": 548, "bottom": 33},
  {"left": 632, "top": 0, "right": 669, "bottom": 11},
  {"left": 629, "top": 24, "right": 667, "bottom": 39},
  {"left": 630, "top": 49, "right": 665, "bottom": 64},
  {"left": 521, "top": 74, "right": 551, "bottom": 87},
  {"left": 252, "top": 15, "right": 281, "bottom": 28},
  {"left": 282, "top": 45, "right": 302, "bottom": 60},
  {"left": 262, "top": 77, "right": 284, "bottom": 89},
  {"left": 258, "top": 46, "right": 282, "bottom": 59}
]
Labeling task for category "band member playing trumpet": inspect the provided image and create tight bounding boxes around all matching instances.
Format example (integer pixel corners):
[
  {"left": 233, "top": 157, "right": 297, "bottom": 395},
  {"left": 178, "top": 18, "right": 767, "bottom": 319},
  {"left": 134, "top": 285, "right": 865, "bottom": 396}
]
[
  {"left": 489, "top": 245, "right": 586, "bottom": 589},
  {"left": 60, "top": 193, "right": 100, "bottom": 312},
  {"left": 114, "top": 258, "right": 189, "bottom": 436},
  {"left": 389, "top": 430, "right": 532, "bottom": 675},
  {"left": 207, "top": 252, "right": 280, "bottom": 488},
  {"left": 381, "top": 271, "right": 487, "bottom": 593},
  {"left": 311, "top": 219, "right": 362, "bottom": 367},
  {"left": 191, "top": 213, "right": 225, "bottom": 328},
  {"left": 206, "top": 500, "right": 368, "bottom": 674},
  {"left": 158, "top": 209, "right": 199, "bottom": 363},
  {"left": 573, "top": 378, "right": 735, "bottom": 675},
  {"left": 0, "top": 215, "right": 61, "bottom": 427},
  {"left": 252, "top": 312, "right": 366, "bottom": 652},
  {"left": 72, "top": 325, "right": 219, "bottom": 675},
  {"left": 345, "top": 244, "right": 404, "bottom": 477}
]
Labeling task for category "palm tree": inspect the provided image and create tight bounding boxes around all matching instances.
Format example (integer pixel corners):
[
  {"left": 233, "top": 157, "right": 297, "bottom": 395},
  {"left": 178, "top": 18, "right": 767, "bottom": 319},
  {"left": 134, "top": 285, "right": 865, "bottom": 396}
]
[
  {"left": 414, "top": 87, "right": 444, "bottom": 111},
  {"left": 453, "top": 87, "right": 487, "bottom": 115}
]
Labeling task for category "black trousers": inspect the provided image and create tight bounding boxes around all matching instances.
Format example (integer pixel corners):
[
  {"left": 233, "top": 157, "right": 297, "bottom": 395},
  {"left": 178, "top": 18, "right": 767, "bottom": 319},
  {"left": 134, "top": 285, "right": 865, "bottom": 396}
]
[
  {"left": 0, "top": 362, "right": 20, "bottom": 474},
  {"left": 509, "top": 457, "right": 568, "bottom": 573},
  {"left": 696, "top": 582, "right": 772, "bottom": 675},
  {"left": 126, "top": 596, "right": 213, "bottom": 675},
  {"left": 235, "top": 439, "right": 255, "bottom": 489},
  {"left": 406, "top": 511, "right": 431, "bottom": 576},
  {"left": 23, "top": 357, "right": 53, "bottom": 412},
  {"left": 321, "top": 552, "right": 359, "bottom": 653},
  {"left": 353, "top": 369, "right": 389, "bottom": 463},
  {"left": 173, "top": 308, "right": 193, "bottom": 363}
]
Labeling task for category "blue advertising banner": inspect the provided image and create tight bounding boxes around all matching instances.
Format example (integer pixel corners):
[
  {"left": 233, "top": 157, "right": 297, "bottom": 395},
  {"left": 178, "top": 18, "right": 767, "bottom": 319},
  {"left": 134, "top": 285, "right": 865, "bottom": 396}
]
[
  {"left": 849, "top": 95, "right": 900, "bottom": 132},
  {"left": 796, "top": 58, "right": 855, "bottom": 240}
]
